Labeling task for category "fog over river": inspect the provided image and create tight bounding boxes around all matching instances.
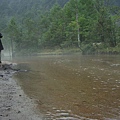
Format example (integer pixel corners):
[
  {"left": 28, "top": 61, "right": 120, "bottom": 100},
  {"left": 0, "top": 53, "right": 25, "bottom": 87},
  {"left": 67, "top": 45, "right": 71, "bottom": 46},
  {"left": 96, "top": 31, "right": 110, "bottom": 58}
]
[{"left": 13, "top": 55, "right": 120, "bottom": 120}]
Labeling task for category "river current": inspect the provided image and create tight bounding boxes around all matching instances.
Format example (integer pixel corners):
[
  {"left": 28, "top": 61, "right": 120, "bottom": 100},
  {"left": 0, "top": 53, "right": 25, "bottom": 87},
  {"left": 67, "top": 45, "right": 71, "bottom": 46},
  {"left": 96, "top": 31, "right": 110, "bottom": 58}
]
[{"left": 13, "top": 55, "right": 120, "bottom": 120}]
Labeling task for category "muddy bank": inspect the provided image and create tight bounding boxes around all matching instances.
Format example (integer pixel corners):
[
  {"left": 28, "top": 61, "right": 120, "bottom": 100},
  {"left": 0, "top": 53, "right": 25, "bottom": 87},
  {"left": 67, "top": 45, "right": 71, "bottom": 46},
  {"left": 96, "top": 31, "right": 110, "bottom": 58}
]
[{"left": 0, "top": 62, "right": 43, "bottom": 120}]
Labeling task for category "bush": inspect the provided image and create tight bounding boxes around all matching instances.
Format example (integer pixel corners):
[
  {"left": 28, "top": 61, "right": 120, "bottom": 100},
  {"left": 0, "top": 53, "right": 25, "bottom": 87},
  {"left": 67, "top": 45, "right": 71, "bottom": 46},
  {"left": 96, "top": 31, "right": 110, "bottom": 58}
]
[{"left": 82, "top": 44, "right": 96, "bottom": 54}]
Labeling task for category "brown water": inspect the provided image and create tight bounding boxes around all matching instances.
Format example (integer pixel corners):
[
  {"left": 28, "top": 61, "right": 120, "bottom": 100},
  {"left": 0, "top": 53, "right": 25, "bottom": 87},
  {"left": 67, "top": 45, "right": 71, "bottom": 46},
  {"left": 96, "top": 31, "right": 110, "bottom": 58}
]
[{"left": 14, "top": 55, "right": 120, "bottom": 120}]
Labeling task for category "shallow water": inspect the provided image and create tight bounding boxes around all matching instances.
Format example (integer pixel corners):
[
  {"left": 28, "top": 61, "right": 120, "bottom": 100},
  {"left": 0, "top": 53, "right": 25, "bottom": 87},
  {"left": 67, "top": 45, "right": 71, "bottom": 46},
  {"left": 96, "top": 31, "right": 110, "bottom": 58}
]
[{"left": 14, "top": 55, "right": 120, "bottom": 120}]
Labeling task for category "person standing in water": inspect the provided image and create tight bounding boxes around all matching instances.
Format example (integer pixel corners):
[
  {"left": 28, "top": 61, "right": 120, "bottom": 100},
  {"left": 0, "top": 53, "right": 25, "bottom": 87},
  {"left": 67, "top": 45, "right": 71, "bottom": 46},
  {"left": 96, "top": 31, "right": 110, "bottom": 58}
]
[{"left": 0, "top": 33, "right": 4, "bottom": 66}]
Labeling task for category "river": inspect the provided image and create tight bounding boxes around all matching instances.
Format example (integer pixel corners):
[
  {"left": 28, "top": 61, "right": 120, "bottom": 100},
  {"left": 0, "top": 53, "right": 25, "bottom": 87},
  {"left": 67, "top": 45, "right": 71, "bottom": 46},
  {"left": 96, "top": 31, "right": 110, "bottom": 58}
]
[{"left": 13, "top": 55, "right": 120, "bottom": 120}]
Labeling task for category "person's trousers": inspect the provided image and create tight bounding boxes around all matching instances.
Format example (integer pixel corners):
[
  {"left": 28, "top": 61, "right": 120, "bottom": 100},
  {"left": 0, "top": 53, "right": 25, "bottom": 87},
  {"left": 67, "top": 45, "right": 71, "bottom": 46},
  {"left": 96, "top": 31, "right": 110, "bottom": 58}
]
[{"left": 0, "top": 51, "right": 1, "bottom": 63}]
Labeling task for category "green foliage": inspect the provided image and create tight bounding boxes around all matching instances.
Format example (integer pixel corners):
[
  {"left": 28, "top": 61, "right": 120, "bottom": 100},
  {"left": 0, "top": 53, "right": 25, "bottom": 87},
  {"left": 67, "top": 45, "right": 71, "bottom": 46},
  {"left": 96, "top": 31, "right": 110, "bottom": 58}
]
[
  {"left": 0, "top": 0, "right": 120, "bottom": 54},
  {"left": 6, "top": 18, "right": 22, "bottom": 51}
]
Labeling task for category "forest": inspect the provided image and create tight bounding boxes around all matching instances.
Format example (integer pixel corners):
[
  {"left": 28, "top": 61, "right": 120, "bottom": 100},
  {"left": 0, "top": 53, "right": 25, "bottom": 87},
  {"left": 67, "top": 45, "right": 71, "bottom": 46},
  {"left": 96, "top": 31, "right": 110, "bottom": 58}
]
[{"left": 0, "top": 0, "right": 120, "bottom": 55}]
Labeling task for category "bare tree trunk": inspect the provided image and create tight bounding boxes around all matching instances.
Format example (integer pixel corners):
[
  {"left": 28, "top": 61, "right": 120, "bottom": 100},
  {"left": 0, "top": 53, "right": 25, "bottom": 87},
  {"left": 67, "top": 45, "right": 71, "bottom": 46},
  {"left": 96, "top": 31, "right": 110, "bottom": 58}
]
[
  {"left": 76, "top": 0, "right": 81, "bottom": 48},
  {"left": 11, "top": 39, "right": 13, "bottom": 58}
]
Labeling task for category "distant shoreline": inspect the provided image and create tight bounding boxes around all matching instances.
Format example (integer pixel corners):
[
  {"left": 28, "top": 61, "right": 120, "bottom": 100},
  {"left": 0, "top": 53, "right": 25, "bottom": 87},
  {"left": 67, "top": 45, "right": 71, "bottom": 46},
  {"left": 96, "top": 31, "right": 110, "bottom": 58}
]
[{"left": 13, "top": 48, "right": 120, "bottom": 56}]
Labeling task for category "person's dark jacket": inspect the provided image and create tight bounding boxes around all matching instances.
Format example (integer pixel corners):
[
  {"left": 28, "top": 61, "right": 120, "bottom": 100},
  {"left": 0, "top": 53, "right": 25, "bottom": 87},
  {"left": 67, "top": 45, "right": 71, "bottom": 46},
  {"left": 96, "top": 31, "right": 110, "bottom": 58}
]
[{"left": 0, "top": 33, "right": 4, "bottom": 51}]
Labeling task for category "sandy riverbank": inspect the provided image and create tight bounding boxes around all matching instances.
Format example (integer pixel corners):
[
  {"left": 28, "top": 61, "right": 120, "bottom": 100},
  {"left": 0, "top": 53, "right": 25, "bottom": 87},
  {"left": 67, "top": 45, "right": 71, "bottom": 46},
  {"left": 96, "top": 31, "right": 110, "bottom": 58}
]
[{"left": 0, "top": 62, "right": 43, "bottom": 120}]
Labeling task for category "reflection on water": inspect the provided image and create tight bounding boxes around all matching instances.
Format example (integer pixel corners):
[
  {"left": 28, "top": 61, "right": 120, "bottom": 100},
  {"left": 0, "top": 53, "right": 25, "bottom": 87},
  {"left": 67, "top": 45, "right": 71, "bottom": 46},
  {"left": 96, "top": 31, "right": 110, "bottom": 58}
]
[{"left": 14, "top": 55, "right": 120, "bottom": 120}]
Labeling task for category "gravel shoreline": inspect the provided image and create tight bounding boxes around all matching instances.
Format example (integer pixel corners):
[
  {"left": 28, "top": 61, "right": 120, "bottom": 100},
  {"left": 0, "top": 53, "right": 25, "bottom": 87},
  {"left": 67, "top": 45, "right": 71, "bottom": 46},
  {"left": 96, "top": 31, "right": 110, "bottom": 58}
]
[{"left": 0, "top": 62, "right": 43, "bottom": 120}]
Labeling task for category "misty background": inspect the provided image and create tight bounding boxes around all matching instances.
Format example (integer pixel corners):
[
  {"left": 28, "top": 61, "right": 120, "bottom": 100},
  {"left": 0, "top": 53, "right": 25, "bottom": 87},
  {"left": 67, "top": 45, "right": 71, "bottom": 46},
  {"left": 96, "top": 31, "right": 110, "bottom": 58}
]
[{"left": 0, "top": 0, "right": 120, "bottom": 57}]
